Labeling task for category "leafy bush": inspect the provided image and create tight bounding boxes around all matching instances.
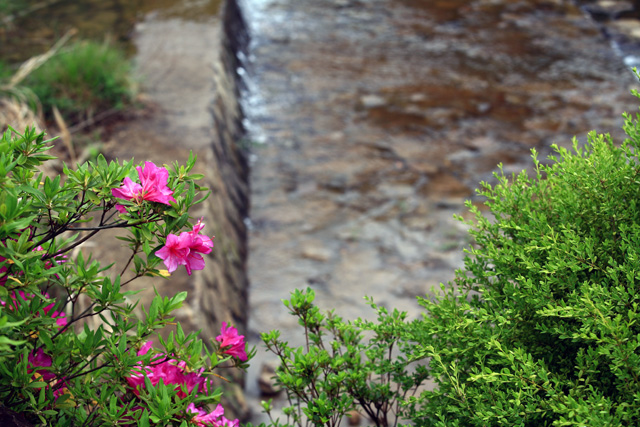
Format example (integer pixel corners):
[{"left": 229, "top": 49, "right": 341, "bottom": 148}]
[
  {"left": 256, "top": 289, "right": 427, "bottom": 427},
  {"left": 22, "top": 39, "right": 134, "bottom": 124},
  {"left": 253, "top": 77, "right": 640, "bottom": 426},
  {"left": 407, "top": 93, "right": 640, "bottom": 426}
]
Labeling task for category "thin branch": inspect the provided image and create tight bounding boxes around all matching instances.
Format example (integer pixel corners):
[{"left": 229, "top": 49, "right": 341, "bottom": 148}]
[
  {"left": 120, "top": 249, "right": 139, "bottom": 277},
  {"left": 67, "top": 107, "right": 125, "bottom": 134},
  {"left": 64, "top": 222, "right": 132, "bottom": 231}
]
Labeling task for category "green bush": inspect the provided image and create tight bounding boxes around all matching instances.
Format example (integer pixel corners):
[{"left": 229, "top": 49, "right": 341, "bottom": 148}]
[
  {"left": 407, "top": 90, "right": 640, "bottom": 426},
  {"left": 23, "top": 39, "right": 134, "bottom": 124},
  {"left": 256, "top": 289, "right": 428, "bottom": 427}
]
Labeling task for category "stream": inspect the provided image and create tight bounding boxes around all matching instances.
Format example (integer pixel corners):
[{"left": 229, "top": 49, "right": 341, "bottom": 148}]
[{"left": 239, "top": 0, "right": 640, "bottom": 423}]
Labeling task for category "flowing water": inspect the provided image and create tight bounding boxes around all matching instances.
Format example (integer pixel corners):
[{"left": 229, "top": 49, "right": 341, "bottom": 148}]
[{"left": 239, "top": 0, "right": 640, "bottom": 422}]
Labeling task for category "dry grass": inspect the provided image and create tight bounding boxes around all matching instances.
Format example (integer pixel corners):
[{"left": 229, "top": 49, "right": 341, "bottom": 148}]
[{"left": 0, "top": 96, "right": 42, "bottom": 132}]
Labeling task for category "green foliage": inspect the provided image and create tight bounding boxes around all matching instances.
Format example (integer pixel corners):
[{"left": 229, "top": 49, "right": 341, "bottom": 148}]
[
  {"left": 403, "top": 83, "right": 640, "bottom": 426},
  {"left": 22, "top": 39, "right": 134, "bottom": 123},
  {"left": 0, "top": 60, "right": 13, "bottom": 81},
  {"left": 0, "top": 0, "right": 26, "bottom": 20},
  {"left": 251, "top": 288, "right": 428, "bottom": 427}
]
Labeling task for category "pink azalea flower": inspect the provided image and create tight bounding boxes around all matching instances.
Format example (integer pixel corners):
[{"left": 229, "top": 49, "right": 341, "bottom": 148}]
[
  {"left": 126, "top": 341, "right": 159, "bottom": 392},
  {"left": 28, "top": 348, "right": 54, "bottom": 382},
  {"left": 112, "top": 161, "right": 176, "bottom": 211},
  {"left": 155, "top": 234, "right": 189, "bottom": 273},
  {"left": 185, "top": 219, "right": 214, "bottom": 254},
  {"left": 43, "top": 301, "right": 68, "bottom": 327},
  {"left": 37, "top": 246, "right": 68, "bottom": 273},
  {"left": 137, "top": 341, "right": 154, "bottom": 356},
  {"left": 180, "top": 236, "right": 208, "bottom": 275},
  {"left": 178, "top": 370, "right": 208, "bottom": 399},
  {"left": 216, "top": 322, "right": 247, "bottom": 361},
  {"left": 156, "top": 219, "right": 214, "bottom": 275},
  {"left": 125, "top": 342, "right": 207, "bottom": 398},
  {"left": 25, "top": 348, "right": 68, "bottom": 398},
  {"left": 111, "top": 177, "right": 143, "bottom": 213},
  {"left": 125, "top": 370, "right": 147, "bottom": 394},
  {"left": 0, "top": 255, "right": 8, "bottom": 287},
  {"left": 1, "top": 289, "right": 31, "bottom": 310},
  {"left": 181, "top": 219, "right": 214, "bottom": 275},
  {"left": 187, "top": 403, "right": 239, "bottom": 427},
  {"left": 136, "top": 161, "right": 176, "bottom": 205}
]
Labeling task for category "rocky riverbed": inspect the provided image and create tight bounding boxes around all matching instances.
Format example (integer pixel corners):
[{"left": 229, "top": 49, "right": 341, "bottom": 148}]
[{"left": 240, "top": 0, "right": 640, "bottom": 422}]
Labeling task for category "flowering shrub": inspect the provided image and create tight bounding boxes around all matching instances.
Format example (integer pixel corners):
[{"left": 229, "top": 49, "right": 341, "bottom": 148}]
[{"left": 0, "top": 126, "right": 251, "bottom": 426}]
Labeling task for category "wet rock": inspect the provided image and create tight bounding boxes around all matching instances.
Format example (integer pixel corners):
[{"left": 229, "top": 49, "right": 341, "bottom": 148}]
[
  {"left": 401, "top": 215, "right": 436, "bottom": 231},
  {"left": 447, "top": 149, "right": 479, "bottom": 163},
  {"left": 360, "top": 94, "right": 387, "bottom": 108},
  {"left": 320, "top": 175, "right": 350, "bottom": 192},
  {"left": 611, "top": 18, "right": 640, "bottom": 38},
  {"left": 395, "top": 275, "right": 459, "bottom": 300},
  {"left": 258, "top": 361, "right": 282, "bottom": 396},
  {"left": 435, "top": 196, "right": 467, "bottom": 210},
  {"left": 465, "top": 136, "right": 498, "bottom": 151},
  {"left": 307, "top": 274, "right": 331, "bottom": 289},
  {"left": 582, "top": 1, "right": 634, "bottom": 22},
  {"left": 301, "top": 242, "right": 333, "bottom": 262},
  {"left": 242, "top": 0, "right": 639, "bottom": 422},
  {"left": 346, "top": 410, "right": 362, "bottom": 426},
  {"left": 335, "top": 0, "right": 356, "bottom": 8},
  {"left": 377, "top": 183, "right": 414, "bottom": 198}
]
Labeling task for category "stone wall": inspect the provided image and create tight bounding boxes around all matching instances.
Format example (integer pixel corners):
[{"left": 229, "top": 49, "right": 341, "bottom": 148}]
[
  {"left": 185, "top": 0, "right": 250, "bottom": 343},
  {"left": 200, "top": 1, "right": 251, "bottom": 417}
]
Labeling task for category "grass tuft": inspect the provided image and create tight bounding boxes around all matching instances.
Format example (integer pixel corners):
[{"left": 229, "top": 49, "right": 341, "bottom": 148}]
[{"left": 23, "top": 39, "right": 135, "bottom": 124}]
